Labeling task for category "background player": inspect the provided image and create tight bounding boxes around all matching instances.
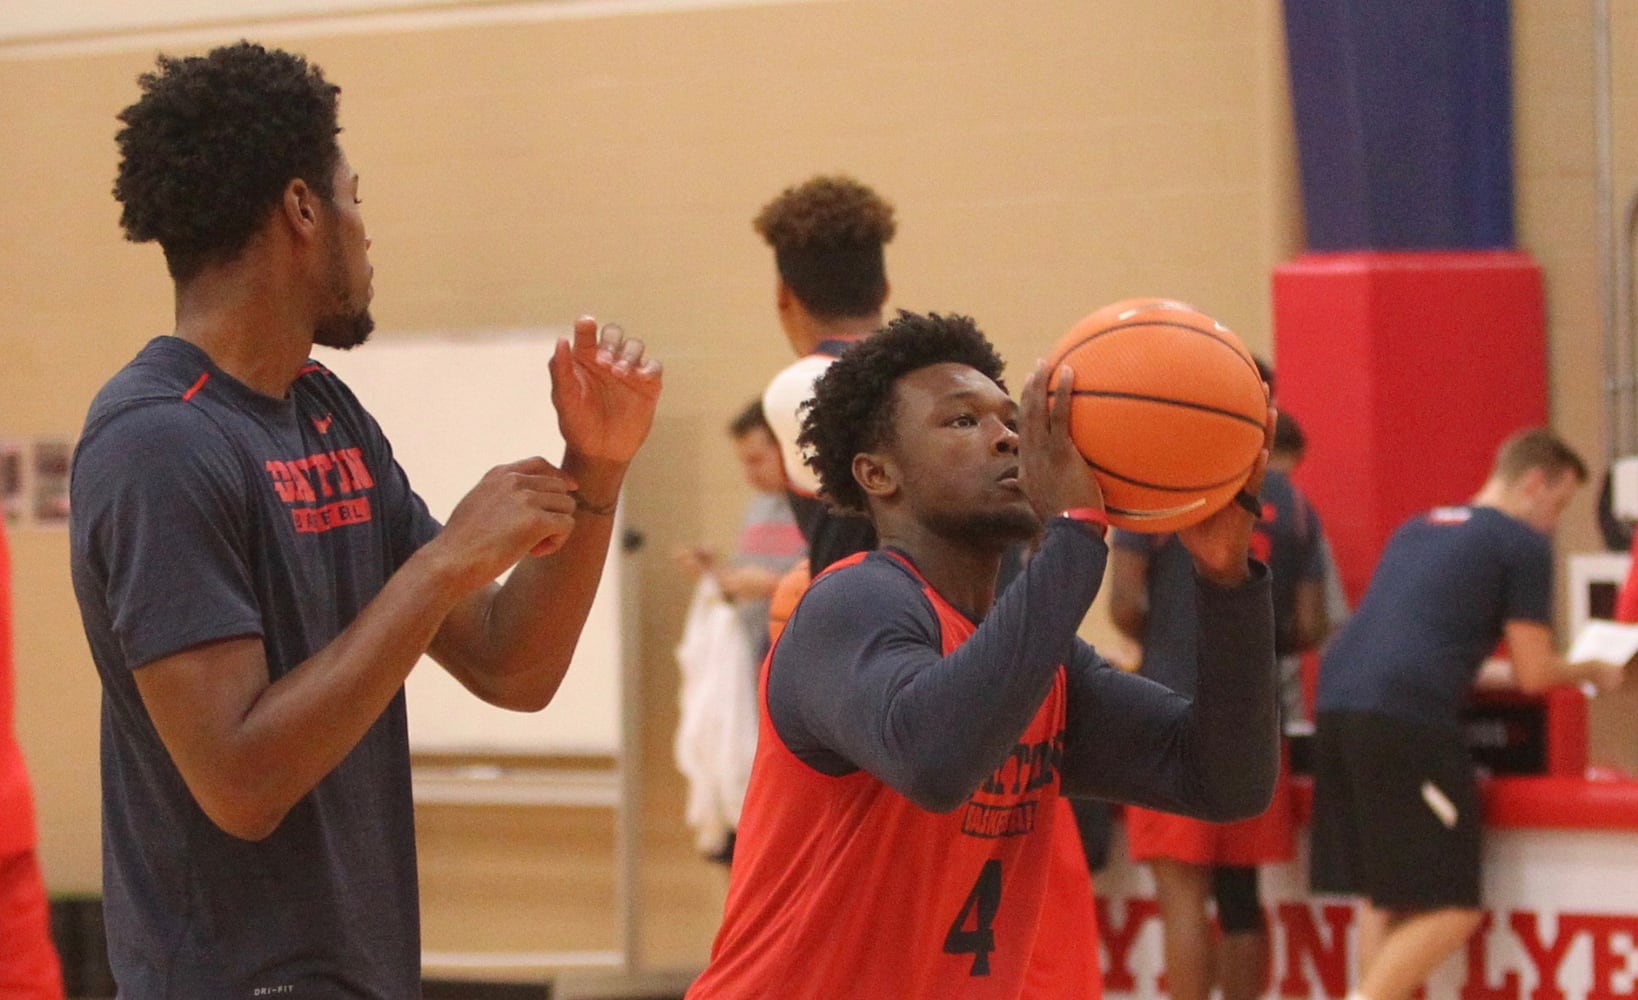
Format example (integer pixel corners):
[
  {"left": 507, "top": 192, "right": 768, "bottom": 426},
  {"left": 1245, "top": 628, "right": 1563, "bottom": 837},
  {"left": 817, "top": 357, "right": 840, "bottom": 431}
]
[
  {"left": 673, "top": 400, "right": 807, "bottom": 863},
  {"left": 674, "top": 400, "right": 807, "bottom": 665},
  {"left": 0, "top": 516, "right": 64, "bottom": 998},
  {"left": 1311, "top": 428, "right": 1625, "bottom": 1000},
  {"left": 755, "top": 174, "right": 895, "bottom": 572},
  {"left": 1109, "top": 407, "right": 1330, "bottom": 1000}
]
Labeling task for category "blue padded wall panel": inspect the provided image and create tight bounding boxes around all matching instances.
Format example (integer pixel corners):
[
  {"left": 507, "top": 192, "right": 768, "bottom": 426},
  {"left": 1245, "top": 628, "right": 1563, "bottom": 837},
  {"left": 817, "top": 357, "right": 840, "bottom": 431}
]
[{"left": 1282, "top": 0, "right": 1514, "bottom": 251}]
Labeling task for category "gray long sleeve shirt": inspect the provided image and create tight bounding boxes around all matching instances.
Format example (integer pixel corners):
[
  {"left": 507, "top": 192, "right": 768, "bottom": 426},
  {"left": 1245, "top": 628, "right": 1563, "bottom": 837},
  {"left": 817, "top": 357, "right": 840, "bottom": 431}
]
[{"left": 767, "top": 517, "right": 1280, "bottom": 821}]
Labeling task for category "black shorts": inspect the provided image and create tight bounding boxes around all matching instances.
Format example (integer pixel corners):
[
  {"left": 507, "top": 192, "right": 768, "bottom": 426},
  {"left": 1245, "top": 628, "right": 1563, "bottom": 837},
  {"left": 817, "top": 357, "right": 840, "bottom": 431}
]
[{"left": 1309, "top": 710, "right": 1482, "bottom": 910}]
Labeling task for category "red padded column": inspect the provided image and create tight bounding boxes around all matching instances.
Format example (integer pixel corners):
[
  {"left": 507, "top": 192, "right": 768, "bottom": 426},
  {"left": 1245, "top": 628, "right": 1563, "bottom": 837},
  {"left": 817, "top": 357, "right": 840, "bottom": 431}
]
[{"left": 1272, "top": 250, "right": 1548, "bottom": 603}]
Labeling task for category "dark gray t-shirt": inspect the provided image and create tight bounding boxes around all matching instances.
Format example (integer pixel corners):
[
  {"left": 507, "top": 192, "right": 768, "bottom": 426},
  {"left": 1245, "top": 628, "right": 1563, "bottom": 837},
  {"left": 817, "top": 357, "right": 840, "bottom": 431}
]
[
  {"left": 70, "top": 337, "right": 441, "bottom": 999},
  {"left": 1316, "top": 504, "right": 1552, "bottom": 731}
]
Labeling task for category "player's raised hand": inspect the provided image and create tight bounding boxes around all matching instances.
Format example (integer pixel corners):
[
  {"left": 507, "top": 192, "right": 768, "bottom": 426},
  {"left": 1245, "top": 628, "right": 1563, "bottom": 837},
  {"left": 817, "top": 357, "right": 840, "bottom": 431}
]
[
  {"left": 430, "top": 457, "right": 579, "bottom": 592},
  {"left": 550, "top": 315, "right": 663, "bottom": 464},
  {"left": 1177, "top": 405, "right": 1276, "bottom": 587},
  {"left": 1018, "top": 360, "right": 1103, "bottom": 522}
]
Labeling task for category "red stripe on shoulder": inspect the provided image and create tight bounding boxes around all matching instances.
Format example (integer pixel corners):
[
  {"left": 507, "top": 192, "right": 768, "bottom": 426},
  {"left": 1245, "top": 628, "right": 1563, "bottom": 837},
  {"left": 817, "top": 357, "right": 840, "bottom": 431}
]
[
  {"left": 813, "top": 550, "right": 872, "bottom": 584},
  {"left": 181, "top": 372, "right": 210, "bottom": 401},
  {"left": 298, "top": 361, "right": 329, "bottom": 376}
]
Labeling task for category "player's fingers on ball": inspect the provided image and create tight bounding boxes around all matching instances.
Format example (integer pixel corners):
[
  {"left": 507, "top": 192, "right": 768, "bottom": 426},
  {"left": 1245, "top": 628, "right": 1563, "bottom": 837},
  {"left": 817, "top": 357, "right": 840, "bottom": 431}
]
[
  {"left": 1234, "top": 407, "right": 1276, "bottom": 496},
  {"left": 1242, "top": 446, "right": 1271, "bottom": 496},
  {"left": 1020, "top": 363, "right": 1046, "bottom": 433},
  {"left": 1051, "top": 364, "right": 1075, "bottom": 433}
]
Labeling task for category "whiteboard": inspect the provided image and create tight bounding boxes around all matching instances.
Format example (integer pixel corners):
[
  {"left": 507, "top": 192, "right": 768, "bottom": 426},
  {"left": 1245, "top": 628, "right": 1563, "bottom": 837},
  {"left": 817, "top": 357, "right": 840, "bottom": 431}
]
[{"left": 316, "top": 329, "right": 622, "bottom": 756}]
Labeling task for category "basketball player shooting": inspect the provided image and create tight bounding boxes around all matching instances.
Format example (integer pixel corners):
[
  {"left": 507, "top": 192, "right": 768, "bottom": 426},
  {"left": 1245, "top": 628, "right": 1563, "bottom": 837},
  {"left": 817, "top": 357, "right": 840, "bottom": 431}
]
[{"left": 687, "top": 311, "right": 1279, "bottom": 999}]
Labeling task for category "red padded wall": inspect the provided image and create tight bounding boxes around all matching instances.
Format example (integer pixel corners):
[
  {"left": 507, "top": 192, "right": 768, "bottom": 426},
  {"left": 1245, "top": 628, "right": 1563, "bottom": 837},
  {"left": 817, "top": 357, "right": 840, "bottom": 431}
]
[{"left": 1272, "top": 250, "right": 1549, "bottom": 604}]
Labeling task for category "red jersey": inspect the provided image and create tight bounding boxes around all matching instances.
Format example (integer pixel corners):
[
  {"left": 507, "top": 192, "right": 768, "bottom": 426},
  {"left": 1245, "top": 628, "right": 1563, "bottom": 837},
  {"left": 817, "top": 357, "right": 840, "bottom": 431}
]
[
  {"left": 1618, "top": 530, "right": 1638, "bottom": 623},
  {"left": 0, "top": 518, "right": 37, "bottom": 856},
  {"left": 1021, "top": 798, "right": 1103, "bottom": 999},
  {"left": 689, "top": 552, "right": 1095, "bottom": 999}
]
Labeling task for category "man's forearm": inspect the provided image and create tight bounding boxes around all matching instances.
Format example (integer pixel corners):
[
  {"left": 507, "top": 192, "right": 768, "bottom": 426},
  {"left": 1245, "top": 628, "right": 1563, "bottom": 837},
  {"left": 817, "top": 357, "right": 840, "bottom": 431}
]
[
  {"left": 1186, "top": 565, "right": 1280, "bottom": 820},
  {"left": 150, "top": 547, "right": 474, "bottom": 839},
  {"left": 862, "top": 522, "right": 1106, "bottom": 809},
  {"left": 442, "top": 456, "right": 626, "bottom": 710}
]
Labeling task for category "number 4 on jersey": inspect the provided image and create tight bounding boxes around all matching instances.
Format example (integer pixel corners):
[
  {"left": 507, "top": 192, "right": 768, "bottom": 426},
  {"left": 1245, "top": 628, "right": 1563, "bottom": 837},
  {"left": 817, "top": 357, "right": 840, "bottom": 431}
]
[{"left": 944, "top": 859, "right": 1002, "bottom": 976}]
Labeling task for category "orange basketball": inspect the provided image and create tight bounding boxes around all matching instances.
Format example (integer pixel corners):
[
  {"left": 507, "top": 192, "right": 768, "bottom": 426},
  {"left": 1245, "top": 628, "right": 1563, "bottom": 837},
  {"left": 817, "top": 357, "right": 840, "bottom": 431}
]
[{"left": 1045, "top": 299, "right": 1268, "bottom": 533}]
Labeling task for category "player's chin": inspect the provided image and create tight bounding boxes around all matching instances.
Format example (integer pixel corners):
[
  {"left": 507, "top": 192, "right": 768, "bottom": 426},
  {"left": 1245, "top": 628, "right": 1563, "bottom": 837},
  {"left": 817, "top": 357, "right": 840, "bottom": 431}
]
[
  {"left": 966, "top": 505, "right": 1042, "bottom": 545},
  {"left": 314, "top": 308, "right": 376, "bottom": 351}
]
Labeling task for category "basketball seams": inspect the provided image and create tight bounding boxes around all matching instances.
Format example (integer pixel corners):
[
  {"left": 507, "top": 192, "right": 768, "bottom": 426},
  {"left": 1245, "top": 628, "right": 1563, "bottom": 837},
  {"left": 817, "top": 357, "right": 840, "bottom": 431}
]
[
  {"left": 1081, "top": 456, "right": 1252, "bottom": 494},
  {"left": 1048, "top": 319, "right": 1262, "bottom": 384},
  {"left": 1069, "top": 389, "right": 1265, "bottom": 428}
]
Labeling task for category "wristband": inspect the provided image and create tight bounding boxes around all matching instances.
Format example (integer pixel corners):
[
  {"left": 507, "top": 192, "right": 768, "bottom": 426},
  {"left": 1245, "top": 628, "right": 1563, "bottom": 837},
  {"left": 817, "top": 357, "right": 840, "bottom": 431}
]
[
  {"left": 572, "top": 490, "right": 619, "bottom": 517},
  {"left": 1057, "top": 507, "right": 1108, "bottom": 538},
  {"left": 1233, "top": 489, "right": 1262, "bottom": 518}
]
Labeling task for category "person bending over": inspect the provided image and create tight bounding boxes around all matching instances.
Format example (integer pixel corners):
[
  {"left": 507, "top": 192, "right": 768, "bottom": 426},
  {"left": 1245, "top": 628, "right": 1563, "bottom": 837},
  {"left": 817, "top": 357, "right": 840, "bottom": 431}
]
[{"left": 1311, "top": 428, "right": 1625, "bottom": 1000}]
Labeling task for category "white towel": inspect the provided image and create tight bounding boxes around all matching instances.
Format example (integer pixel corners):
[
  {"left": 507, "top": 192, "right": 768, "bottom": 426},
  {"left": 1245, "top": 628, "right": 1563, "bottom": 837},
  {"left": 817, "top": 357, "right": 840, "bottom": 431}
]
[{"left": 673, "top": 576, "right": 760, "bottom": 856}]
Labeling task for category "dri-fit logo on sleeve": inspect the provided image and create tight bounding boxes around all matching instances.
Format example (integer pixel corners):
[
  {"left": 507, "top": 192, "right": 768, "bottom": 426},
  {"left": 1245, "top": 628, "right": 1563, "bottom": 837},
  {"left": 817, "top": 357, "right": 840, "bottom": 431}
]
[{"left": 264, "top": 447, "right": 376, "bottom": 533}]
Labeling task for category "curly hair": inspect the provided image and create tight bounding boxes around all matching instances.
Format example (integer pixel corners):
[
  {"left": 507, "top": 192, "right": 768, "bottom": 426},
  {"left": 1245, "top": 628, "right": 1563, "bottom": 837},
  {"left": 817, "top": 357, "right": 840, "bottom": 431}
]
[
  {"left": 113, "top": 41, "right": 342, "bottom": 283},
  {"left": 753, "top": 175, "right": 897, "bottom": 319},
  {"left": 798, "top": 311, "right": 1006, "bottom": 515}
]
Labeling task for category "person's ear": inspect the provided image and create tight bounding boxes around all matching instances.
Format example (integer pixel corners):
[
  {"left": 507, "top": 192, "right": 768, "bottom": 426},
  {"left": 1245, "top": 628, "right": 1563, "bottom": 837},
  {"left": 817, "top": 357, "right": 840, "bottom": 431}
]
[
  {"left": 282, "top": 178, "right": 320, "bottom": 236},
  {"left": 1518, "top": 466, "right": 1550, "bottom": 499},
  {"left": 854, "top": 450, "right": 899, "bottom": 502}
]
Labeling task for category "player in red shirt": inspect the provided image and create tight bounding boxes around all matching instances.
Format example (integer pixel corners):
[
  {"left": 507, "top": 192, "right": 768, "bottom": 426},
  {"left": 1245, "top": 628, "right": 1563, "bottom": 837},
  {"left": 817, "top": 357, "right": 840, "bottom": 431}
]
[
  {"left": 0, "top": 517, "right": 66, "bottom": 998},
  {"left": 687, "top": 311, "right": 1279, "bottom": 999}
]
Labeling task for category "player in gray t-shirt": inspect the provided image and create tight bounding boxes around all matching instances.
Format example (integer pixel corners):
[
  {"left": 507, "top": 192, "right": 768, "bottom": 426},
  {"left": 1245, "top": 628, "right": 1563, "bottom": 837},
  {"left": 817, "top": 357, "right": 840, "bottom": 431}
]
[{"left": 72, "top": 42, "right": 662, "bottom": 998}]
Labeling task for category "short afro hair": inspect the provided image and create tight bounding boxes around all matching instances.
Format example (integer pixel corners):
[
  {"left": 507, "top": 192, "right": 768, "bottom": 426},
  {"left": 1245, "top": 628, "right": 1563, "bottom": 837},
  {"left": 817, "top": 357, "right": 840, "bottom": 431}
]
[
  {"left": 114, "top": 41, "right": 342, "bottom": 283},
  {"left": 753, "top": 175, "right": 896, "bottom": 320},
  {"left": 798, "top": 311, "right": 1006, "bottom": 515}
]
